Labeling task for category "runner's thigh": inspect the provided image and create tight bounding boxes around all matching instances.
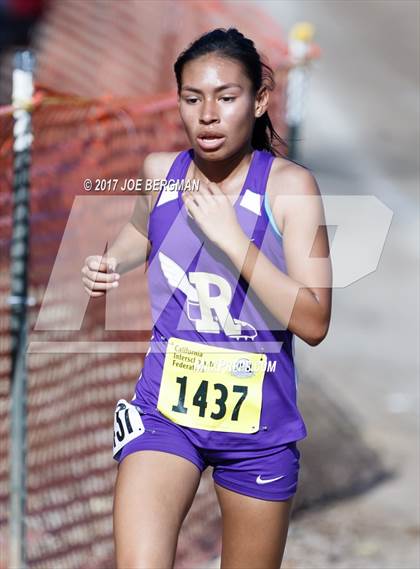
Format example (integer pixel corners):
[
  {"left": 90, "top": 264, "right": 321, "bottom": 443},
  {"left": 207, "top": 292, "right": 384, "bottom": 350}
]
[{"left": 113, "top": 450, "right": 202, "bottom": 569}]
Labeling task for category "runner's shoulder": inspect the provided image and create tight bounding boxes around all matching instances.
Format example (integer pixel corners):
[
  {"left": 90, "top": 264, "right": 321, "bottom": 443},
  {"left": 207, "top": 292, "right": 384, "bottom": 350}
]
[
  {"left": 268, "top": 156, "right": 318, "bottom": 198},
  {"left": 266, "top": 156, "right": 320, "bottom": 235},
  {"left": 142, "top": 151, "right": 180, "bottom": 180},
  {"left": 142, "top": 151, "right": 181, "bottom": 211}
]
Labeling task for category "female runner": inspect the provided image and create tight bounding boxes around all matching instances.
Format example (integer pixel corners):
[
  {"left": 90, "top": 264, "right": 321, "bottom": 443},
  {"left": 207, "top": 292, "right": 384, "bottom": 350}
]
[{"left": 82, "top": 27, "right": 332, "bottom": 569}]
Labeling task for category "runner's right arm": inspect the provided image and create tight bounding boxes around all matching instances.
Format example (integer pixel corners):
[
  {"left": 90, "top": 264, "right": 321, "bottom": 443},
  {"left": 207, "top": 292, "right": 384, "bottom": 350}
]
[{"left": 81, "top": 153, "right": 161, "bottom": 297}]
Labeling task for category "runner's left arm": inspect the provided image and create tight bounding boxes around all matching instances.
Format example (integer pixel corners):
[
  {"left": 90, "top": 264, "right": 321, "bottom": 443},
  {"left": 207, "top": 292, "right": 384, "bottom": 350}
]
[{"left": 225, "top": 166, "right": 332, "bottom": 346}]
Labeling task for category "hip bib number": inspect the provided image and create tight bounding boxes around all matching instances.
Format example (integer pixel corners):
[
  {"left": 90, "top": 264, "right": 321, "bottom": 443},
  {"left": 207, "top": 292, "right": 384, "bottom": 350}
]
[
  {"left": 113, "top": 399, "right": 145, "bottom": 458},
  {"left": 157, "top": 337, "right": 267, "bottom": 433}
]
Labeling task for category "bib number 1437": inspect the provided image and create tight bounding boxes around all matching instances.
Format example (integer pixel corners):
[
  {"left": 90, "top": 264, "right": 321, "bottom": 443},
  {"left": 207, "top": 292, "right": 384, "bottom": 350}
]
[
  {"left": 157, "top": 337, "right": 267, "bottom": 433},
  {"left": 172, "top": 375, "right": 248, "bottom": 421}
]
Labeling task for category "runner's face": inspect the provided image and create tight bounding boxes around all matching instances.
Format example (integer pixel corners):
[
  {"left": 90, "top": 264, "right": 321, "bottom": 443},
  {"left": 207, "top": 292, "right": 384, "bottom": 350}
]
[{"left": 178, "top": 54, "right": 256, "bottom": 160}]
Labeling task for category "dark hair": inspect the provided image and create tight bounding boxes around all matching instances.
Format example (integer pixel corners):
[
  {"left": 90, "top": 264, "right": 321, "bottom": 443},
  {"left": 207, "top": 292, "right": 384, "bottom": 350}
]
[{"left": 174, "top": 27, "right": 287, "bottom": 157}]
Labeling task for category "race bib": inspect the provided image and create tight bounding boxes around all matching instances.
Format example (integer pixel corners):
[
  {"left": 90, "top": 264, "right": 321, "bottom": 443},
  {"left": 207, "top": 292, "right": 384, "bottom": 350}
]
[
  {"left": 113, "top": 399, "right": 145, "bottom": 458},
  {"left": 157, "top": 337, "right": 267, "bottom": 433}
]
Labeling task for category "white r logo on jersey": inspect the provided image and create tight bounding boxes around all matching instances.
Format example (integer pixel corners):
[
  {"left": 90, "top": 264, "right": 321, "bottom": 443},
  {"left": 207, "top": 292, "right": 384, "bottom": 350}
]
[{"left": 158, "top": 252, "right": 257, "bottom": 341}]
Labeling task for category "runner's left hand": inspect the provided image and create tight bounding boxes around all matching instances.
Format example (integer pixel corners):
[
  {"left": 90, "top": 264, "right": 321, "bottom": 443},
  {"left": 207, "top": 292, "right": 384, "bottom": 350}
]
[{"left": 181, "top": 180, "right": 246, "bottom": 252}]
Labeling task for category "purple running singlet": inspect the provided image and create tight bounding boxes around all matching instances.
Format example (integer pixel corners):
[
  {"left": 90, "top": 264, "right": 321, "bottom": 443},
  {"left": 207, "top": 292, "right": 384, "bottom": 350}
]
[{"left": 113, "top": 148, "right": 307, "bottom": 501}]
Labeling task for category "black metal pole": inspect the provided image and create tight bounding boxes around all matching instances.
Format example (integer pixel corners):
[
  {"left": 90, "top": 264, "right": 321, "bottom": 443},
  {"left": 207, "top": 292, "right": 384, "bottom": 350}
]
[
  {"left": 287, "top": 123, "right": 299, "bottom": 162},
  {"left": 8, "top": 49, "right": 35, "bottom": 569}
]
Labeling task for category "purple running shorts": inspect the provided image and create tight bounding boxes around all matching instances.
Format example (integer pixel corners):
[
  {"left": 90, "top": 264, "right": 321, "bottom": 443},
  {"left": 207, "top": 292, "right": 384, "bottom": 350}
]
[{"left": 113, "top": 399, "right": 301, "bottom": 502}]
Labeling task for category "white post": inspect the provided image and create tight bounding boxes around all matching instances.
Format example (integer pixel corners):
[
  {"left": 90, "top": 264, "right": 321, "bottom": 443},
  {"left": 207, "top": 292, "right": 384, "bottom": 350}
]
[{"left": 285, "top": 22, "right": 315, "bottom": 160}]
